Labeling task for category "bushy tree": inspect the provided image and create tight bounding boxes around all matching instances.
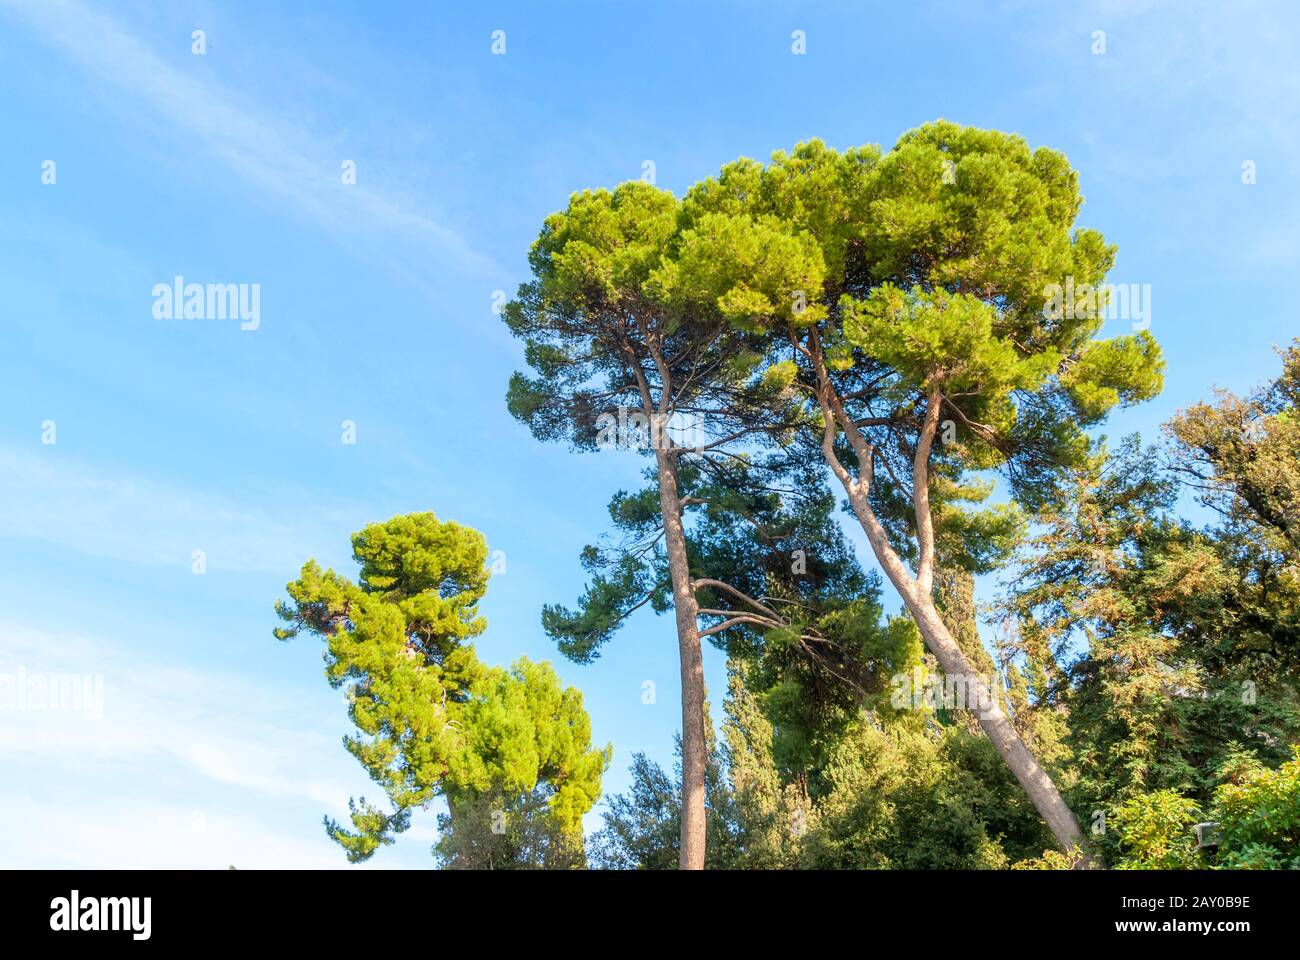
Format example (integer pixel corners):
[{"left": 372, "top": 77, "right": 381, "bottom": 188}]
[
  {"left": 588, "top": 731, "right": 743, "bottom": 871},
  {"left": 803, "top": 714, "right": 1052, "bottom": 869},
  {"left": 275, "top": 512, "right": 609, "bottom": 866},
  {"left": 1005, "top": 343, "right": 1300, "bottom": 865},
  {"left": 1214, "top": 748, "right": 1300, "bottom": 869},
  {"left": 1070, "top": 749, "right": 1300, "bottom": 870},
  {"left": 1168, "top": 339, "right": 1300, "bottom": 553},
  {"left": 597, "top": 663, "right": 1056, "bottom": 870}
]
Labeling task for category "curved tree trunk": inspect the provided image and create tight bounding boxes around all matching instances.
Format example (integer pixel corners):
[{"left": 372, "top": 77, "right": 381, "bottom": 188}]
[
  {"left": 841, "top": 470, "right": 1090, "bottom": 857},
  {"left": 906, "top": 584, "right": 1089, "bottom": 853},
  {"left": 808, "top": 347, "right": 1093, "bottom": 863}
]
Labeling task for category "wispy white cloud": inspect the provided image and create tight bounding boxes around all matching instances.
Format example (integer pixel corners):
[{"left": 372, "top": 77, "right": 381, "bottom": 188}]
[
  {"left": 0, "top": 621, "right": 391, "bottom": 867},
  {"left": 0, "top": 795, "right": 347, "bottom": 869},
  {"left": 0, "top": 446, "right": 347, "bottom": 574},
  {"left": 0, "top": 622, "right": 350, "bottom": 809},
  {"left": 0, "top": 0, "right": 500, "bottom": 287},
  {"left": 993, "top": 0, "right": 1300, "bottom": 270}
]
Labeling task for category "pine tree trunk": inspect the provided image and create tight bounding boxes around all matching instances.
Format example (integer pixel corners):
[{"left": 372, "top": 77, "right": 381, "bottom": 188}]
[
  {"left": 837, "top": 474, "right": 1091, "bottom": 859},
  {"left": 655, "top": 448, "right": 708, "bottom": 870},
  {"left": 911, "top": 589, "right": 1087, "bottom": 851},
  {"left": 807, "top": 351, "right": 1092, "bottom": 862}
]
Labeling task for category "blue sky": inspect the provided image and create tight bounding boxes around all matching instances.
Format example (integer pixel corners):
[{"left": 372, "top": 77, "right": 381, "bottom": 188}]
[{"left": 1, "top": 0, "right": 1297, "bottom": 868}]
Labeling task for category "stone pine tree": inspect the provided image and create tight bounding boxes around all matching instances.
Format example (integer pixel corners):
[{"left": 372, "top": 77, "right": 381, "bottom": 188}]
[
  {"left": 663, "top": 122, "right": 1164, "bottom": 858},
  {"left": 503, "top": 182, "right": 817, "bottom": 868},
  {"left": 274, "top": 512, "right": 609, "bottom": 867}
]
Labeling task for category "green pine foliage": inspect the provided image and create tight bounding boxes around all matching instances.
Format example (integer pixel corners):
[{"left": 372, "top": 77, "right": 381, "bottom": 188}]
[
  {"left": 276, "top": 512, "right": 610, "bottom": 866},
  {"left": 273, "top": 126, "right": 1299, "bottom": 871},
  {"left": 1005, "top": 343, "right": 1300, "bottom": 866}
]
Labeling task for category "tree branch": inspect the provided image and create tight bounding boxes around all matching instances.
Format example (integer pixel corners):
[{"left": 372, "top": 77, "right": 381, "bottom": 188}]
[{"left": 914, "top": 385, "right": 943, "bottom": 595}]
